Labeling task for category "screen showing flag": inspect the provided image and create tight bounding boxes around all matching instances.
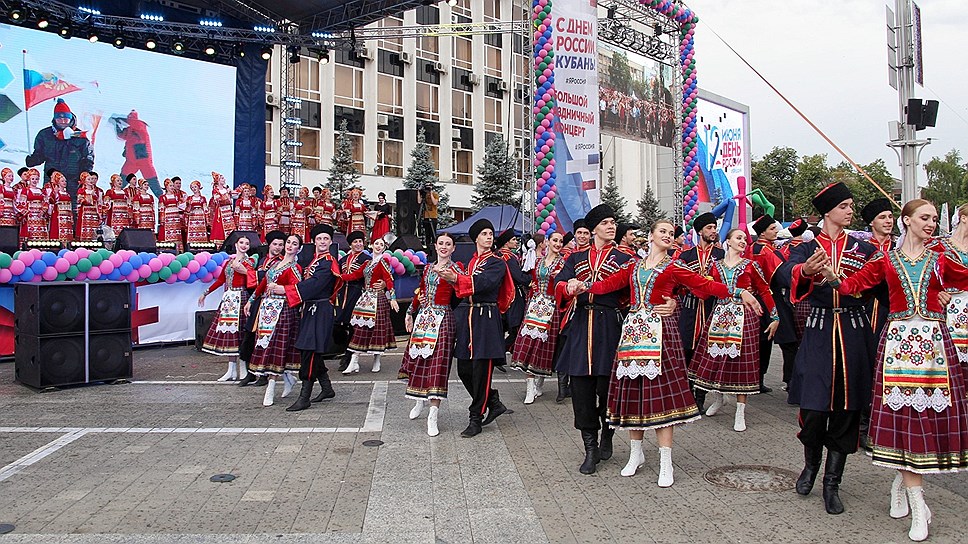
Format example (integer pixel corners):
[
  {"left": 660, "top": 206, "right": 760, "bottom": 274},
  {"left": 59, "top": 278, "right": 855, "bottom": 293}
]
[{"left": 0, "top": 24, "right": 236, "bottom": 190}]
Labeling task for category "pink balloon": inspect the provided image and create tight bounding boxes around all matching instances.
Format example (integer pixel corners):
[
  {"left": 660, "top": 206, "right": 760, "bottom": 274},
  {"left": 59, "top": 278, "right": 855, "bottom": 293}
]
[
  {"left": 42, "top": 267, "right": 58, "bottom": 281},
  {"left": 176, "top": 268, "right": 191, "bottom": 281},
  {"left": 186, "top": 260, "right": 201, "bottom": 273},
  {"left": 541, "top": 197, "right": 550, "bottom": 205},
  {"left": 76, "top": 272, "right": 87, "bottom": 281},
  {"left": 165, "top": 274, "right": 178, "bottom": 284},
  {"left": 394, "top": 263, "right": 405, "bottom": 275},
  {"left": 87, "top": 268, "right": 102, "bottom": 280},
  {"left": 148, "top": 258, "right": 163, "bottom": 272},
  {"left": 29, "top": 274, "right": 43, "bottom": 283},
  {"left": 18, "top": 252, "right": 35, "bottom": 266},
  {"left": 64, "top": 251, "right": 79, "bottom": 265},
  {"left": 201, "top": 273, "right": 214, "bottom": 283},
  {"left": 29, "top": 249, "right": 42, "bottom": 258},
  {"left": 9, "top": 260, "right": 25, "bottom": 275},
  {"left": 99, "top": 260, "right": 115, "bottom": 274},
  {"left": 54, "top": 258, "right": 70, "bottom": 273},
  {"left": 546, "top": 191, "right": 556, "bottom": 200},
  {"left": 196, "top": 252, "right": 210, "bottom": 265},
  {"left": 138, "top": 264, "right": 152, "bottom": 277},
  {"left": 0, "top": 269, "right": 11, "bottom": 283},
  {"left": 75, "top": 248, "right": 90, "bottom": 258},
  {"left": 213, "top": 265, "right": 223, "bottom": 278},
  {"left": 108, "top": 254, "right": 123, "bottom": 267},
  {"left": 159, "top": 253, "right": 175, "bottom": 265},
  {"left": 126, "top": 271, "right": 140, "bottom": 282}
]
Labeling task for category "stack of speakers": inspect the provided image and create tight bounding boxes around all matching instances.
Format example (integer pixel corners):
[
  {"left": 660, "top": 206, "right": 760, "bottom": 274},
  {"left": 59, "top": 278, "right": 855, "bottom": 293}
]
[{"left": 15, "top": 282, "right": 133, "bottom": 389}]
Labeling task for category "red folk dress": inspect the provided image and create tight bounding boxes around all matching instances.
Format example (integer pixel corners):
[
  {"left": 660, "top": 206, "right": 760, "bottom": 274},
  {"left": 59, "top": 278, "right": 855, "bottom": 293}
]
[
  {"left": 134, "top": 192, "right": 156, "bottom": 231},
  {"left": 276, "top": 196, "right": 293, "bottom": 234},
  {"left": 400, "top": 262, "right": 459, "bottom": 400},
  {"left": 49, "top": 188, "right": 75, "bottom": 241},
  {"left": 260, "top": 198, "right": 278, "bottom": 240},
  {"left": 17, "top": 187, "right": 49, "bottom": 241},
  {"left": 210, "top": 186, "right": 236, "bottom": 243},
  {"left": 158, "top": 193, "right": 185, "bottom": 252},
  {"left": 589, "top": 255, "right": 730, "bottom": 430},
  {"left": 341, "top": 200, "right": 368, "bottom": 236},
  {"left": 75, "top": 186, "right": 103, "bottom": 241},
  {"left": 103, "top": 188, "right": 132, "bottom": 232},
  {"left": 313, "top": 199, "right": 337, "bottom": 228},
  {"left": 346, "top": 254, "right": 397, "bottom": 353},
  {"left": 290, "top": 199, "right": 311, "bottom": 242},
  {"left": 234, "top": 197, "right": 259, "bottom": 232},
  {"left": 690, "top": 259, "right": 777, "bottom": 394},
  {"left": 835, "top": 248, "right": 968, "bottom": 474},
  {"left": 248, "top": 260, "right": 303, "bottom": 375},
  {"left": 0, "top": 185, "right": 17, "bottom": 227},
  {"left": 511, "top": 255, "right": 565, "bottom": 376},
  {"left": 185, "top": 195, "right": 209, "bottom": 244},
  {"left": 201, "top": 255, "right": 255, "bottom": 356}
]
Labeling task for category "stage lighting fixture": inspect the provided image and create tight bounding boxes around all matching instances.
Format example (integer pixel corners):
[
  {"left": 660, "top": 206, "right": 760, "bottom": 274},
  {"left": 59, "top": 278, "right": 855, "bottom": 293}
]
[
  {"left": 113, "top": 34, "right": 125, "bottom": 49},
  {"left": 288, "top": 46, "right": 300, "bottom": 64},
  {"left": 59, "top": 24, "right": 73, "bottom": 39},
  {"left": 316, "top": 49, "right": 330, "bottom": 65},
  {"left": 204, "top": 44, "right": 216, "bottom": 56},
  {"left": 36, "top": 12, "right": 49, "bottom": 29},
  {"left": 87, "top": 30, "right": 99, "bottom": 42},
  {"left": 9, "top": 7, "right": 23, "bottom": 22},
  {"left": 173, "top": 40, "right": 186, "bottom": 53},
  {"left": 260, "top": 46, "right": 272, "bottom": 61},
  {"left": 146, "top": 36, "right": 158, "bottom": 49},
  {"left": 447, "top": 0, "right": 459, "bottom": 7},
  {"left": 234, "top": 43, "right": 246, "bottom": 58}
]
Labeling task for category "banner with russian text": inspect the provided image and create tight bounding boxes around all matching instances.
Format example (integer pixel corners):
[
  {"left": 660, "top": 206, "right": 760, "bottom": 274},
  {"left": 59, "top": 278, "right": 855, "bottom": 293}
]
[{"left": 553, "top": 0, "right": 600, "bottom": 231}]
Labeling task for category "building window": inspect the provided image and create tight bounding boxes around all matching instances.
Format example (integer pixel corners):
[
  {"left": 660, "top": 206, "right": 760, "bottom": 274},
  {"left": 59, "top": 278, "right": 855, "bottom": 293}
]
[
  {"left": 334, "top": 65, "right": 364, "bottom": 109},
  {"left": 377, "top": 140, "right": 404, "bottom": 178},
  {"left": 453, "top": 36, "right": 472, "bottom": 71},
  {"left": 335, "top": 48, "right": 365, "bottom": 68},
  {"left": 294, "top": 54, "right": 320, "bottom": 102},
  {"left": 452, "top": 90, "right": 472, "bottom": 127},
  {"left": 417, "top": 120, "right": 441, "bottom": 145},
  {"left": 417, "top": 35, "right": 439, "bottom": 62},
  {"left": 377, "top": 49, "right": 404, "bottom": 77},
  {"left": 334, "top": 106, "right": 365, "bottom": 134},
  {"left": 377, "top": 16, "right": 403, "bottom": 52},
  {"left": 298, "top": 128, "right": 320, "bottom": 170},
  {"left": 484, "top": 33, "right": 502, "bottom": 48},
  {"left": 265, "top": 110, "right": 273, "bottom": 165},
  {"left": 452, "top": 67, "right": 475, "bottom": 92},
  {"left": 484, "top": 1, "right": 501, "bottom": 20},
  {"left": 416, "top": 82, "right": 440, "bottom": 122},
  {"left": 334, "top": 133, "right": 363, "bottom": 174},
  {"left": 484, "top": 97, "right": 502, "bottom": 133},
  {"left": 416, "top": 59, "right": 441, "bottom": 85},
  {"left": 454, "top": 149, "right": 473, "bottom": 185},
  {"left": 416, "top": 5, "right": 439, "bottom": 25},
  {"left": 377, "top": 74, "right": 404, "bottom": 116},
  {"left": 484, "top": 45, "right": 501, "bottom": 78}
]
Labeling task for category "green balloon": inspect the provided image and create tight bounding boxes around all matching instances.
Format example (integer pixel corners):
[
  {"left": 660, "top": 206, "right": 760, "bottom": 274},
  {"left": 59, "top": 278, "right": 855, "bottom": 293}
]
[
  {"left": 545, "top": 151, "right": 554, "bottom": 160},
  {"left": 159, "top": 267, "right": 173, "bottom": 280},
  {"left": 97, "top": 248, "right": 111, "bottom": 259},
  {"left": 0, "top": 253, "right": 10, "bottom": 268},
  {"left": 56, "top": 273, "right": 67, "bottom": 281},
  {"left": 88, "top": 252, "right": 104, "bottom": 266},
  {"left": 541, "top": 159, "right": 550, "bottom": 167},
  {"left": 148, "top": 272, "right": 160, "bottom": 283},
  {"left": 13, "top": 251, "right": 21, "bottom": 259},
  {"left": 66, "top": 265, "right": 79, "bottom": 279},
  {"left": 177, "top": 254, "right": 191, "bottom": 266},
  {"left": 77, "top": 258, "right": 92, "bottom": 273},
  {"left": 545, "top": 204, "right": 554, "bottom": 212},
  {"left": 540, "top": 106, "right": 550, "bottom": 115},
  {"left": 169, "top": 261, "right": 183, "bottom": 273}
]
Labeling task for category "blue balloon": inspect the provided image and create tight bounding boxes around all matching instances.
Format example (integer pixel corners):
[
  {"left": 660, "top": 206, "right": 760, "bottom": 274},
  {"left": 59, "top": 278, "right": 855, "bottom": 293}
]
[
  {"left": 118, "top": 263, "right": 133, "bottom": 276},
  {"left": 31, "top": 260, "right": 47, "bottom": 274},
  {"left": 41, "top": 252, "right": 58, "bottom": 266},
  {"left": 20, "top": 269, "right": 34, "bottom": 281},
  {"left": 205, "top": 260, "right": 217, "bottom": 272},
  {"left": 58, "top": 248, "right": 69, "bottom": 257},
  {"left": 128, "top": 255, "right": 142, "bottom": 269},
  {"left": 108, "top": 269, "right": 123, "bottom": 281}
]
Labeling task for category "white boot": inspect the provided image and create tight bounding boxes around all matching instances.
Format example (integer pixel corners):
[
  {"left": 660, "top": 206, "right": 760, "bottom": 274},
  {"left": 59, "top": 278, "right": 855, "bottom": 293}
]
[
  {"left": 409, "top": 400, "right": 427, "bottom": 420},
  {"left": 524, "top": 378, "right": 536, "bottom": 405},
  {"left": 657, "top": 447, "right": 674, "bottom": 487},
  {"left": 262, "top": 378, "right": 276, "bottom": 406},
  {"left": 281, "top": 373, "right": 295, "bottom": 398},
  {"left": 427, "top": 405, "right": 440, "bottom": 437},
  {"left": 342, "top": 353, "right": 360, "bottom": 374},
  {"left": 534, "top": 377, "right": 545, "bottom": 397},
  {"left": 237, "top": 360, "right": 248, "bottom": 381},
  {"left": 621, "top": 439, "right": 645, "bottom": 477},
  {"left": 705, "top": 391, "right": 724, "bottom": 416},
  {"left": 733, "top": 402, "right": 747, "bottom": 432},
  {"left": 372, "top": 353, "right": 382, "bottom": 373},
  {"left": 906, "top": 486, "right": 931, "bottom": 542},
  {"left": 891, "top": 472, "right": 909, "bottom": 519},
  {"left": 217, "top": 360, "right": 237, "bottom": 381}
]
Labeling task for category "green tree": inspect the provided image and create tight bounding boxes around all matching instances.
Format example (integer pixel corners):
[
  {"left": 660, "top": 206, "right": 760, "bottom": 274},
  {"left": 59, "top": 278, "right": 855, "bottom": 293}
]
[
  {"left": 751, "top": 146, "right": 798, "bottom": 222},
  {"left": 835, "top": 159, "right": 898, "bottom": 230},
  {"left": 791, "top": 154, "right": 831, "bottom": 218},
  {"left": 405, "top": 128, "right": 454, "bottom": 226},
  {"left": 600, "top": 166, "right": 631, "bottom": 223},
  {"left": 607, "top": 51, "right": 633, "bottom": 94},
  {"left": 922, "top": 149, "right": 968, "bottom": 215},
  {"left": 472, "top": 134, "right": 518, "bottom": 211},
  {"left": 635, "top": 183, "right": 665, "bottom": 228},
  {"left": 325, "top": 119, "right": 360, "bottom": 201}
]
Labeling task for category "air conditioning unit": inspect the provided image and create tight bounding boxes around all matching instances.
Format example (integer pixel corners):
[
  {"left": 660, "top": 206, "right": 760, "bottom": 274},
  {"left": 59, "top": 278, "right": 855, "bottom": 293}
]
[
  {"left": 377, "top": 113, "right": 389, "bottom": 127},
  {"left": 400, "top": 51, "right": 413, "bottom": 64},
  {"left": 513, "top": 150, "right": 523, "bottom": 160},
  {"left": 516, "top": 138, "right": 529, "bottom": 152},
  {"left": 433, "top": 61, "right": 445, "bottom": 73},
  {"left": 377, "top": 129, "right": 389, "bottom": 140},
  {"left": 454, "top": 140, "right": 464, "bottom": 150},
  {"left": 498, "top": 81, "right": 510, "bottom": 92},
  {"left": 451, "top": 128, "right": 462, "bottom": 140},
  {"left": 357, "top": 46, "right": 374, "bottom": 60},
  {"left": 265, "top": 93, "right": 278, "bottom": 107},
  {"left": 468, "top": 74, "right": 481, "bottom": 86}
]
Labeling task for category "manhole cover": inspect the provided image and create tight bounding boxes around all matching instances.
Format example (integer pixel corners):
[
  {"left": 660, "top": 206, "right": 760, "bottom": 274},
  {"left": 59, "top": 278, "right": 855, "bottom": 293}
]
[
  {"left": 210, "top": 474, "right": 236, "bottom": 483},
  {"left": 703, "top": 465, "right": 798, "bottom": 492},
  {"left": 362, "top": 440, "right": 384, "bottom": 447},
  {"left": 0, "top": 524, "right": 15, "bottom": 534}
]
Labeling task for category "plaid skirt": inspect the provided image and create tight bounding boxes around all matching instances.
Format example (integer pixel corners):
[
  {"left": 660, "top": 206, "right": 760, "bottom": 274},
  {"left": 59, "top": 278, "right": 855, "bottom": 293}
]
[
  {"left": 510, "top": 310, "right": 560, "bottom": 376},
  {"left": 248, "top": 304, "right": 301, "bottom": 375},
  {"left": 689, "top": 305, "right": 761, "bottom": 395},
  {"left": 607, "top": 314, "right": 701, "bottom": 430},
  {"left": 402, "top": 310, "right": 455, "bottom": 400},
  {"left": 201, "top": 289, "right": 250, "bottom": 357},
  {"left": 348, "top": 295, "right": 397, "bottom": 353},
  {"left": 794, "top": 300, "right": 811, "bottom": 339},
  {"left": 868, "top": 323, "right": 968, "bottom": 474}
]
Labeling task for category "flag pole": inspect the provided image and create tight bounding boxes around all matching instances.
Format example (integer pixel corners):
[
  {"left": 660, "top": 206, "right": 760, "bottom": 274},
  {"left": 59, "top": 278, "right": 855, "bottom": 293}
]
[{"left": 22, "top": 49, "right": 31, "bottom": 154}]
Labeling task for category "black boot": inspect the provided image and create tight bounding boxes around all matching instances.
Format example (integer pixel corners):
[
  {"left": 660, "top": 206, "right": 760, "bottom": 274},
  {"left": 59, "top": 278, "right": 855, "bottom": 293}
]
[
  {"left": 858, "top": 409, "right": 872, "bottom": 451},
  {"left": 311, "top": 374, "right": 336, "bottom": 402},
  {"left": 599, "top": 421, "right": 615, "bottom": 461},
  {"left": 482, "top": 390, "right": 508, "bottom": 426},
  {"left": 337, "top": 352, "right": 351, "bottom": 373},
  {"left": 579, "top": 430, "right": 600, "bottom": 475},
  {"left": 556, "top": 373, "right": 571, "bottom": 403},
  {"left": 253, "top": 375, "right": 268, "bottom": 387},
  {"left": 822, "top": 450, "right": 847, "bottom": 514},
  {"left": 238, "top": 372, "right": 257, "bottom": 387},
  {"left": 692, "top": 384, "right": 707, "bottom": 413},
  {"left": 285, "top": 380, "right": 314, "bottom": 412},
  {"left": 759, "top": 375, "right": 772, "bottom": 394},
  {"left": 795, "top": 445, "right": 823, "bottom": 495},
  {"left": 460, "top": 415, "right": 483, "bottom": 438}
]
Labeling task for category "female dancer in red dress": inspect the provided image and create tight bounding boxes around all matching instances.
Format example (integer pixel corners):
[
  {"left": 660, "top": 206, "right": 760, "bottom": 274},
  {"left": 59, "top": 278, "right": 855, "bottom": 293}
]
[
  {"left": 184, "top": 181, "right": 209, "bottom": 245},
  {"left": 199, "top": 234, "right": 256, "bottom": 381},
  {"left": 401, "top": 232, "right": 459, "bottom": 436},
  {"left": 343, "top": 236, "right": 399, "bottom": 373},
  {"left": 134, "top": 181, "right": 156, "bottom": 231},
  {"left": 690, "top": 229, "right": 778, "bottom": 432},
  {"left": 244, "top": 234, "right": 303, "bottom": 406},
  {"left": 16, "top": 168, "right": 49, "bottom": 242},
  {"left": 341, "top": 187, "right": 368, "bottom": 237},
  {"left": 233, "top": 184, "right": 260, "bottom": 232},
  {"left": 583, "top": 219, "right": 760, "bottom": 485},
  {"left": 511, "top": 231, "right": 565, "bottom": 404},
  {"left": 158, "top": 178, "right": 186, "bottom": 252},
  {"left": 104, "top": 174, "right": 132, "bottom": 233},
  {"left": 75, "top": 172, "right": 103, "bottom": 241},
  {"left": 314, "top": 188, "right": 337, "bottom": 228},
  {"left": 822, "top": 199, "right": 968, "bottom": 542},
  {"left": 260, "top": 185, "right": 278, "bottom": 241},
  {"left": 48, "top": 172, "right": 75, "bottom": 241},
  {"left": 209, "top": 172, "right": 236, "bottom": 244},
  {"left": 369, "top": 192, "right": 392, "bottom": 242},
  {"left": 290, "top": 187, "right": 311, "bottom": 242},
  {"left": 1, "top": 168, "right": 19, "bottom": 227}
]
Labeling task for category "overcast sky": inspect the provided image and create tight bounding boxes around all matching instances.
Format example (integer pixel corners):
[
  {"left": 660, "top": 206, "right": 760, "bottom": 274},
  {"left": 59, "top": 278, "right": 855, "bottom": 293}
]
[{"left": 685, "top": 0, "right": 967, "bottom": 178}]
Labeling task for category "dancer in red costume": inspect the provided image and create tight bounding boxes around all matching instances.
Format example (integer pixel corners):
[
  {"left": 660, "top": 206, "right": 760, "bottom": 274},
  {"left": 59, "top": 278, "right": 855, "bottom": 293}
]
[
  {"left": 233, "top": 184, "right": 260, "bottom": 232},
  {"left": 260, "top": 185, "right": 279, "bottom": 241},
  {"left": 369, "top": 192, "right": 392, "bottom": 242},
  {"left": 158, "top": 178, "right": 186, "bottom": 252},
  {"left": 209, "top": 172, "right": 236, "bottom": 244},
  {"left": 313, "top": 187, "right": 337, "bottom": 228},
  {"left": 341, "top": 187, "right": 368, "bottom": 237},
  {"left": 277, "top": 186, "right": 294, "bottom": 234},
  {"left": 200, "top": 234, "right": 256, "bottom": 381},
  {"left": 185, "top": 180, "right": 210, "bottom": 245},
  {"left": 113, "top": 110, "right": 161, "bottom": 196},
  {"left": 16, "top": 168, "right": 48, "bottom": 242},
  {"left": 0, "top": 168, "right": 17, "bottom": 227},
  {"left": 290, "top": 187, "right": 311, "bottom": 242},
  {"left": 133, "top": 180, "right": 156, "bottom": 231},
  {"left": 103, "top": 174, "right": 132, "bottom": 233},
  {"left": 48, "top": 171, "right": 75, "bottom": 241},
  {"left": 75, "top": 172, "right": 103, "bottom": 241}
]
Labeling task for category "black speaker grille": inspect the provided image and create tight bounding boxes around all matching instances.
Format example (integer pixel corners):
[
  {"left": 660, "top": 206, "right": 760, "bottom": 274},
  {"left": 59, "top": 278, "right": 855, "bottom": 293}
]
[
  {"left": 88, "top": 332, "right": 132, "bottom": 381},
  {"left": 15, "top": 283, "right": 86, "bottom": 336},
  {"left": 15, "top": 335, "right": 86, "bottom": 388},
  {"left": 88, "top": 283, "right": 132, "bottom": 332}
]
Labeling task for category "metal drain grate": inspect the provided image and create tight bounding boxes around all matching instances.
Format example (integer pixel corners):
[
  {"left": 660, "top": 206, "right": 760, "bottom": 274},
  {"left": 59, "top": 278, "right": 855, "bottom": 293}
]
[{"left": 703, "top": 465, "right": 798, "bottom": 492}]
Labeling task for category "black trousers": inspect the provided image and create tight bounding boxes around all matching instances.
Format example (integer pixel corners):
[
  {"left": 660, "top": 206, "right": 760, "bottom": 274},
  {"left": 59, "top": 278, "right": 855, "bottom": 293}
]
[
  {"left": 759, "top": 333, "right": 773, "bottom": 378},
  {"left": 299, "top": 350, "right": 330, "bottom": 382},
  {"left": 570, "top": 375, "right": 610, "bottom": 431},
  {"left": 504, "top": 325, "right": 520, "bottom": 353},
  {"left": 780, "top": 341, "right": 799, "bottom": 384},
  {"left": 797, "top": 408, "right": 861, "bottom": 454},
  {"left": 457, "top": 358, "right": 497, "bottom": 419},
  {"left": 421, "top": 218, "right": 438, "bottom": 250}
]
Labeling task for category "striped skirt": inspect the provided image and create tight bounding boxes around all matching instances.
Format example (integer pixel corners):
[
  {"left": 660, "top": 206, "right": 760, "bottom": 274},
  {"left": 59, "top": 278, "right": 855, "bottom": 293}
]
[
  {"left": 401, "top": 309, "right": 455, "bottom": 400},
  {"left": 349, "top": 294, "right": 397, "bottom": 353},
  {"left": 248, "top": 303, "right": 301, "bottom": 375},
  {"left": 510, "top": 310, "right": 560, "bottom": 376},
  {"left": 689, "top": 304, "right": 761, "bottom": 395},
  {"left": 201, "top": 289, "right": 249, "bottom": 357}
]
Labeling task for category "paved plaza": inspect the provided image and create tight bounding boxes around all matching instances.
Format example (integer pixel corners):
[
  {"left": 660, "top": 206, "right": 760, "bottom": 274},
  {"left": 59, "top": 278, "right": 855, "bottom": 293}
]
[{"left": 0, "top": 342, "right": 966, "bottom": 543}]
